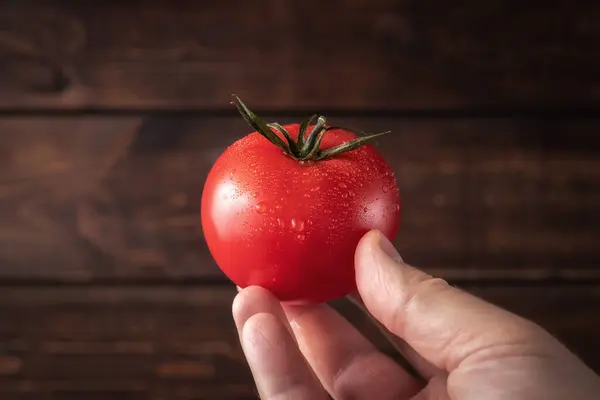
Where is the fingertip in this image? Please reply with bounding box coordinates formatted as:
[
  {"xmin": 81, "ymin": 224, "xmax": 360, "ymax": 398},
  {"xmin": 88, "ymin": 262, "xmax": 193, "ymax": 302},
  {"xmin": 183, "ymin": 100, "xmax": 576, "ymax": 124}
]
[
  {"xmin": 232, "ymin": 286, "xmax": 281, "ymax": 329},
  {"xmin": 354, "ymin": 230, "xmax": 381, "ymax": 283},
  {"xmin": 356, "ymin": 229, "xmax": 403, "ymax": 263},
  {"xmin": 241, "ymin": 312, "xmax": 281, "ymax": 349},
  {"xmin": 355, "ymin": 230, "xmax": 404, "ymax": 292},
  {"xmin": 354, "ymin": 230, "xmax": 407, "ymax": 313},
  {"xmin": 355, "ymin": 229, "xmax": 383, "ymax": 258},
  {"xmin": 232, "ymin": 290, "xmax": 247, "ymax": 327}
]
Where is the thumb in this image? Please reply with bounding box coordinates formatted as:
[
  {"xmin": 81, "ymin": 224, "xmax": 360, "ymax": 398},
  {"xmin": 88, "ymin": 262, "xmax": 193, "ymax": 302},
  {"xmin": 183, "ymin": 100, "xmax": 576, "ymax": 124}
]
[{"xmin": 354, "ymin": 230, "xmax": 559, "ymax": 372}]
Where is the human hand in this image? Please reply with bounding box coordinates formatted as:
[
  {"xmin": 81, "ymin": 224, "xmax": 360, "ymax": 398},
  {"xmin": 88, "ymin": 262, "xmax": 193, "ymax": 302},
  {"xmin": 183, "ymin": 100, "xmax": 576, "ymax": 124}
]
[{"xmin": 232, "ymin": 230, "xmax": 600, "ymax": 399}]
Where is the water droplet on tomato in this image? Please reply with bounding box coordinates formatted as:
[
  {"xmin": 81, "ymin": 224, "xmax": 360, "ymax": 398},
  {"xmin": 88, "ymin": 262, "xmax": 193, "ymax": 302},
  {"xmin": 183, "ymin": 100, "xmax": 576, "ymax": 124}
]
[
  {"xmin": 382, "ymin": 185, "xmax": 389, "ymax": 193},
  {"xmin": 393, "ymin": 203, "xmax": 400, "ymax": 211},
  {"xmin": 255, "ymin": 202, "xmax": 267, "ymax": 214},
  {"xmin": 303, "ymin": 193, "xmax": 311, "ymax": 198},
  {"xmin": 275, "ymin": 204, "xmax": 283, "ymax": 210},
  {"xmin": 341, "ymin": 192, "xmax": 348, "ymax": 199},
  {"xmin": 277, "ymin": 218, "xmax": 285, "ymax": 228},
  {"xmin": 311, "ymin": 186, "xmax": 320, "ymax": 192},
  {"xmin": 363, "ymin": 207, "xmax": 368, "ymax": 213},
  {"xmin": 296, "ymin": 234, "xmax": 306, "ymax": 242},
  {"xmin": 337, "ymin": 182, "xmax": 347, "ymax": 189},
  {"xmin": 290, "ymin": 218, "xmax": 305, "ymax": 232}
]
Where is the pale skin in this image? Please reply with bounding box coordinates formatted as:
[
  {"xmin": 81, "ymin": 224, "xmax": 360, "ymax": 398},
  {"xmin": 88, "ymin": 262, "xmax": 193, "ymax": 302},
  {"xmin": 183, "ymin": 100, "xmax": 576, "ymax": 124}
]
[{"xmin": 232, "ymin": 230, "xmax": 600, "ymax": 399}]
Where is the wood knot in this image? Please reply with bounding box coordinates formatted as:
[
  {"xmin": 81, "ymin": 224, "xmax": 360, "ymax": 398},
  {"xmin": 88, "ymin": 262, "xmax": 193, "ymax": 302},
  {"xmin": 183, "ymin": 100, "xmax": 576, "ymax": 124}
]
[
  {"xmin": 0, "ymin": 5, "xmax": 84, "ymax": 94},
  {"xmin": 37, "ymin": 63, "xmax": 72, "ymax": 93}
]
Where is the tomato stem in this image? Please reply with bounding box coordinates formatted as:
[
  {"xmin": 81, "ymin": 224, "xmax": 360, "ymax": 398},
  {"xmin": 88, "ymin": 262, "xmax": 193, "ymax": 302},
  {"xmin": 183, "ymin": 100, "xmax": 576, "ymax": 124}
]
[
  {"xmin": 300, "ymin": 116, "xmax": 327, "ymax": 159},
  {"xmin": 297, "ymin": 114, "xmax": 318, "ymax": 151},
  {"xmin": 268, "ymin": 122, "xmax": 300, "ymax": 155},
  {"xmin": 231, "ymin": 94, "xmax": 391, "ymax": 161}
]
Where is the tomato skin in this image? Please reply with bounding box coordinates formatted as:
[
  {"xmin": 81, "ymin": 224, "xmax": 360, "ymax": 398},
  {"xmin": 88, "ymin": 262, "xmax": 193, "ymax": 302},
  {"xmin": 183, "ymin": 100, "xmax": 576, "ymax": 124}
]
[{"xmin": 201, "ymin": 124, "xmax": 400, "ymax": 304}]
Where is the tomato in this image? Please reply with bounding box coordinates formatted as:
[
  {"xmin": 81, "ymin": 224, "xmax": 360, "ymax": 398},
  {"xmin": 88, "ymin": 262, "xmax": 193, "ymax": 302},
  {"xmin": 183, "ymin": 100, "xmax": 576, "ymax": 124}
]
[{"xmin": 201, "ymin": 96, "xmax": 400, "ymax": 304}]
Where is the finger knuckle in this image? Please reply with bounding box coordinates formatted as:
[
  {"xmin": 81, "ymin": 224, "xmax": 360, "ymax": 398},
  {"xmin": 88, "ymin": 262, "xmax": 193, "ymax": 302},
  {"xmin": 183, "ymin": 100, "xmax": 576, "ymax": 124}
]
[
  {"xmin": 389, "ymin": 277, "xmax": 450, "ymax": 337},
  {"xmin": 403, "ymin": 277, "xmax": 451, "ymax": 313}
]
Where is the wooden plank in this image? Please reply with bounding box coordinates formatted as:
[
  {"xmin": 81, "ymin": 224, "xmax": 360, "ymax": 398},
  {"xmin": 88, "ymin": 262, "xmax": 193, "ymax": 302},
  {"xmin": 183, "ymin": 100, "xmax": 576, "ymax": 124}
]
[
  {"xmin": 1, "ymin": 0, "xmax": 599, "ymax": 110},
  {"xmin": 0, "ymin": 284, "xmax": 598, "ymax": 399},
  {"xmin": 0, "ymin": 286, "xmax": 253, "ymax": 399},
  {"xmin": 0, "ymin": 116, "xmax": 143, "ymax": 281},
  {"xmin": 1, "ymin": 115, "xmax": 599, "ymax": 281}
]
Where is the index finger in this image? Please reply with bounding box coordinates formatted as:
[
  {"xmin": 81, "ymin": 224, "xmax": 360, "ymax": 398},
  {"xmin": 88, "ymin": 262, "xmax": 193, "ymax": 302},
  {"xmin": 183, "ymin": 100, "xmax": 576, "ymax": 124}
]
[{"xmin": 233, "ymin": 286, "xmax": 329, "ymax": 399}]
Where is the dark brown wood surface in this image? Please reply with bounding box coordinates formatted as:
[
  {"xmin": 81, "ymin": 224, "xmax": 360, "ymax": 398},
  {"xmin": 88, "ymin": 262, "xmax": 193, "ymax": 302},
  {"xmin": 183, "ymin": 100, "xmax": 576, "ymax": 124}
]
[
  {"xmin": 0, "ymin": 284, "xmax": 599, "ymax": 399},
  {"xmin": 1, "ymin": 0, "xmax": 600, "ymax": 397},
  {"xmin": 1, "ymin": 0, "xmax": 600, "ymax": 110},
  {"xmin": 0, "ymin": 116, "xmax": 599, "ymax": 282}
]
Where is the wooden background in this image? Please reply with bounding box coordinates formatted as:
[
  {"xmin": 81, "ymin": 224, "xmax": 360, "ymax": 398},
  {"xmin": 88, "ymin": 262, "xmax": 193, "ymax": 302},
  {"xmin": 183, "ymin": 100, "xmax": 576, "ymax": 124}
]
[{"xmin": 1, "ymin": 0, "xmax": 600, "ymax": 398}]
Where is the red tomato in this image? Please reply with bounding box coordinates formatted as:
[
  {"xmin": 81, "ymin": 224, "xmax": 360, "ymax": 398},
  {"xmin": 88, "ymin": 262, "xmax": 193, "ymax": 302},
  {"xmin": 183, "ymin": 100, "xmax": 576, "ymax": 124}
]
[{"xmin": 201, "ymin": 96, "xmax": 400, "ymax": 304}]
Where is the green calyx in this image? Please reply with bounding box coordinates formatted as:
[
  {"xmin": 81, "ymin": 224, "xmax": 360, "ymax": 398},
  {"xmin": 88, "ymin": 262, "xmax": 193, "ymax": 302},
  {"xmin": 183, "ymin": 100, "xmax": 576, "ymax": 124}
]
[{"xmin": 231, "ymin": 94, "xmax": 390, "ymax": 162}]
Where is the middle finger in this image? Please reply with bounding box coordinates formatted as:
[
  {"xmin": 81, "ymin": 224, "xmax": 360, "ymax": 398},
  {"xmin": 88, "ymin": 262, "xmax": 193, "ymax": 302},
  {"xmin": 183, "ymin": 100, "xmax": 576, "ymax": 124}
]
[{"xmin": 284, "ymin": 302, "xmax": 423, "ymax": 399}]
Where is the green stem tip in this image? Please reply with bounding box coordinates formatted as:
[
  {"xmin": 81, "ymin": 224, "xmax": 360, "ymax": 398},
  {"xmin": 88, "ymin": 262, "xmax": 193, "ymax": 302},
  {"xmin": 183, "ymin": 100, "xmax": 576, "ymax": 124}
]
[{"xmin": 231, "ymin": 94, "xmax": 390, "ymax": 161}]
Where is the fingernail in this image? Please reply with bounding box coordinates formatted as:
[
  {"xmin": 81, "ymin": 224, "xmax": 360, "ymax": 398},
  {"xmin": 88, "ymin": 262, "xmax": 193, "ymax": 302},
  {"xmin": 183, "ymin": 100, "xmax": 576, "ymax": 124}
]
[{"xmin": 375, "ymin": 231, "xmax": 403, "ymax": 262}]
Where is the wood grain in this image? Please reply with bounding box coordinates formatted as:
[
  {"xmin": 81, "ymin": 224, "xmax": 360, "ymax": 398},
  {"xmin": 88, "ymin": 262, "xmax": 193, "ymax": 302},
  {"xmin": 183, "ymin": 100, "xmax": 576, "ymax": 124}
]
[
  {"xmin": 0, "ymin": 116, "xmax": 142, "ymax": 281},
  {"xmin": 0, "ymin": 115, "xmax": 599, "ymax": 282},
  {"xmin": 0, "ymin": 284, "xmax": 599, "ymax": 399},
  {"xmin": 1, "ymin": 0, "xmax": 599, "ymax": 110}
]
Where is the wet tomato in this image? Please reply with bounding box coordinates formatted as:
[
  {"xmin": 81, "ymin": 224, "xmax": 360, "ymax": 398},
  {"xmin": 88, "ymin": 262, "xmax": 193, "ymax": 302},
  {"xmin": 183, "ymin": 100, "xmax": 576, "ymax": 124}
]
[{"xmin": 201, "ymin": 96, "xmax": 400, "ymax": 304}]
